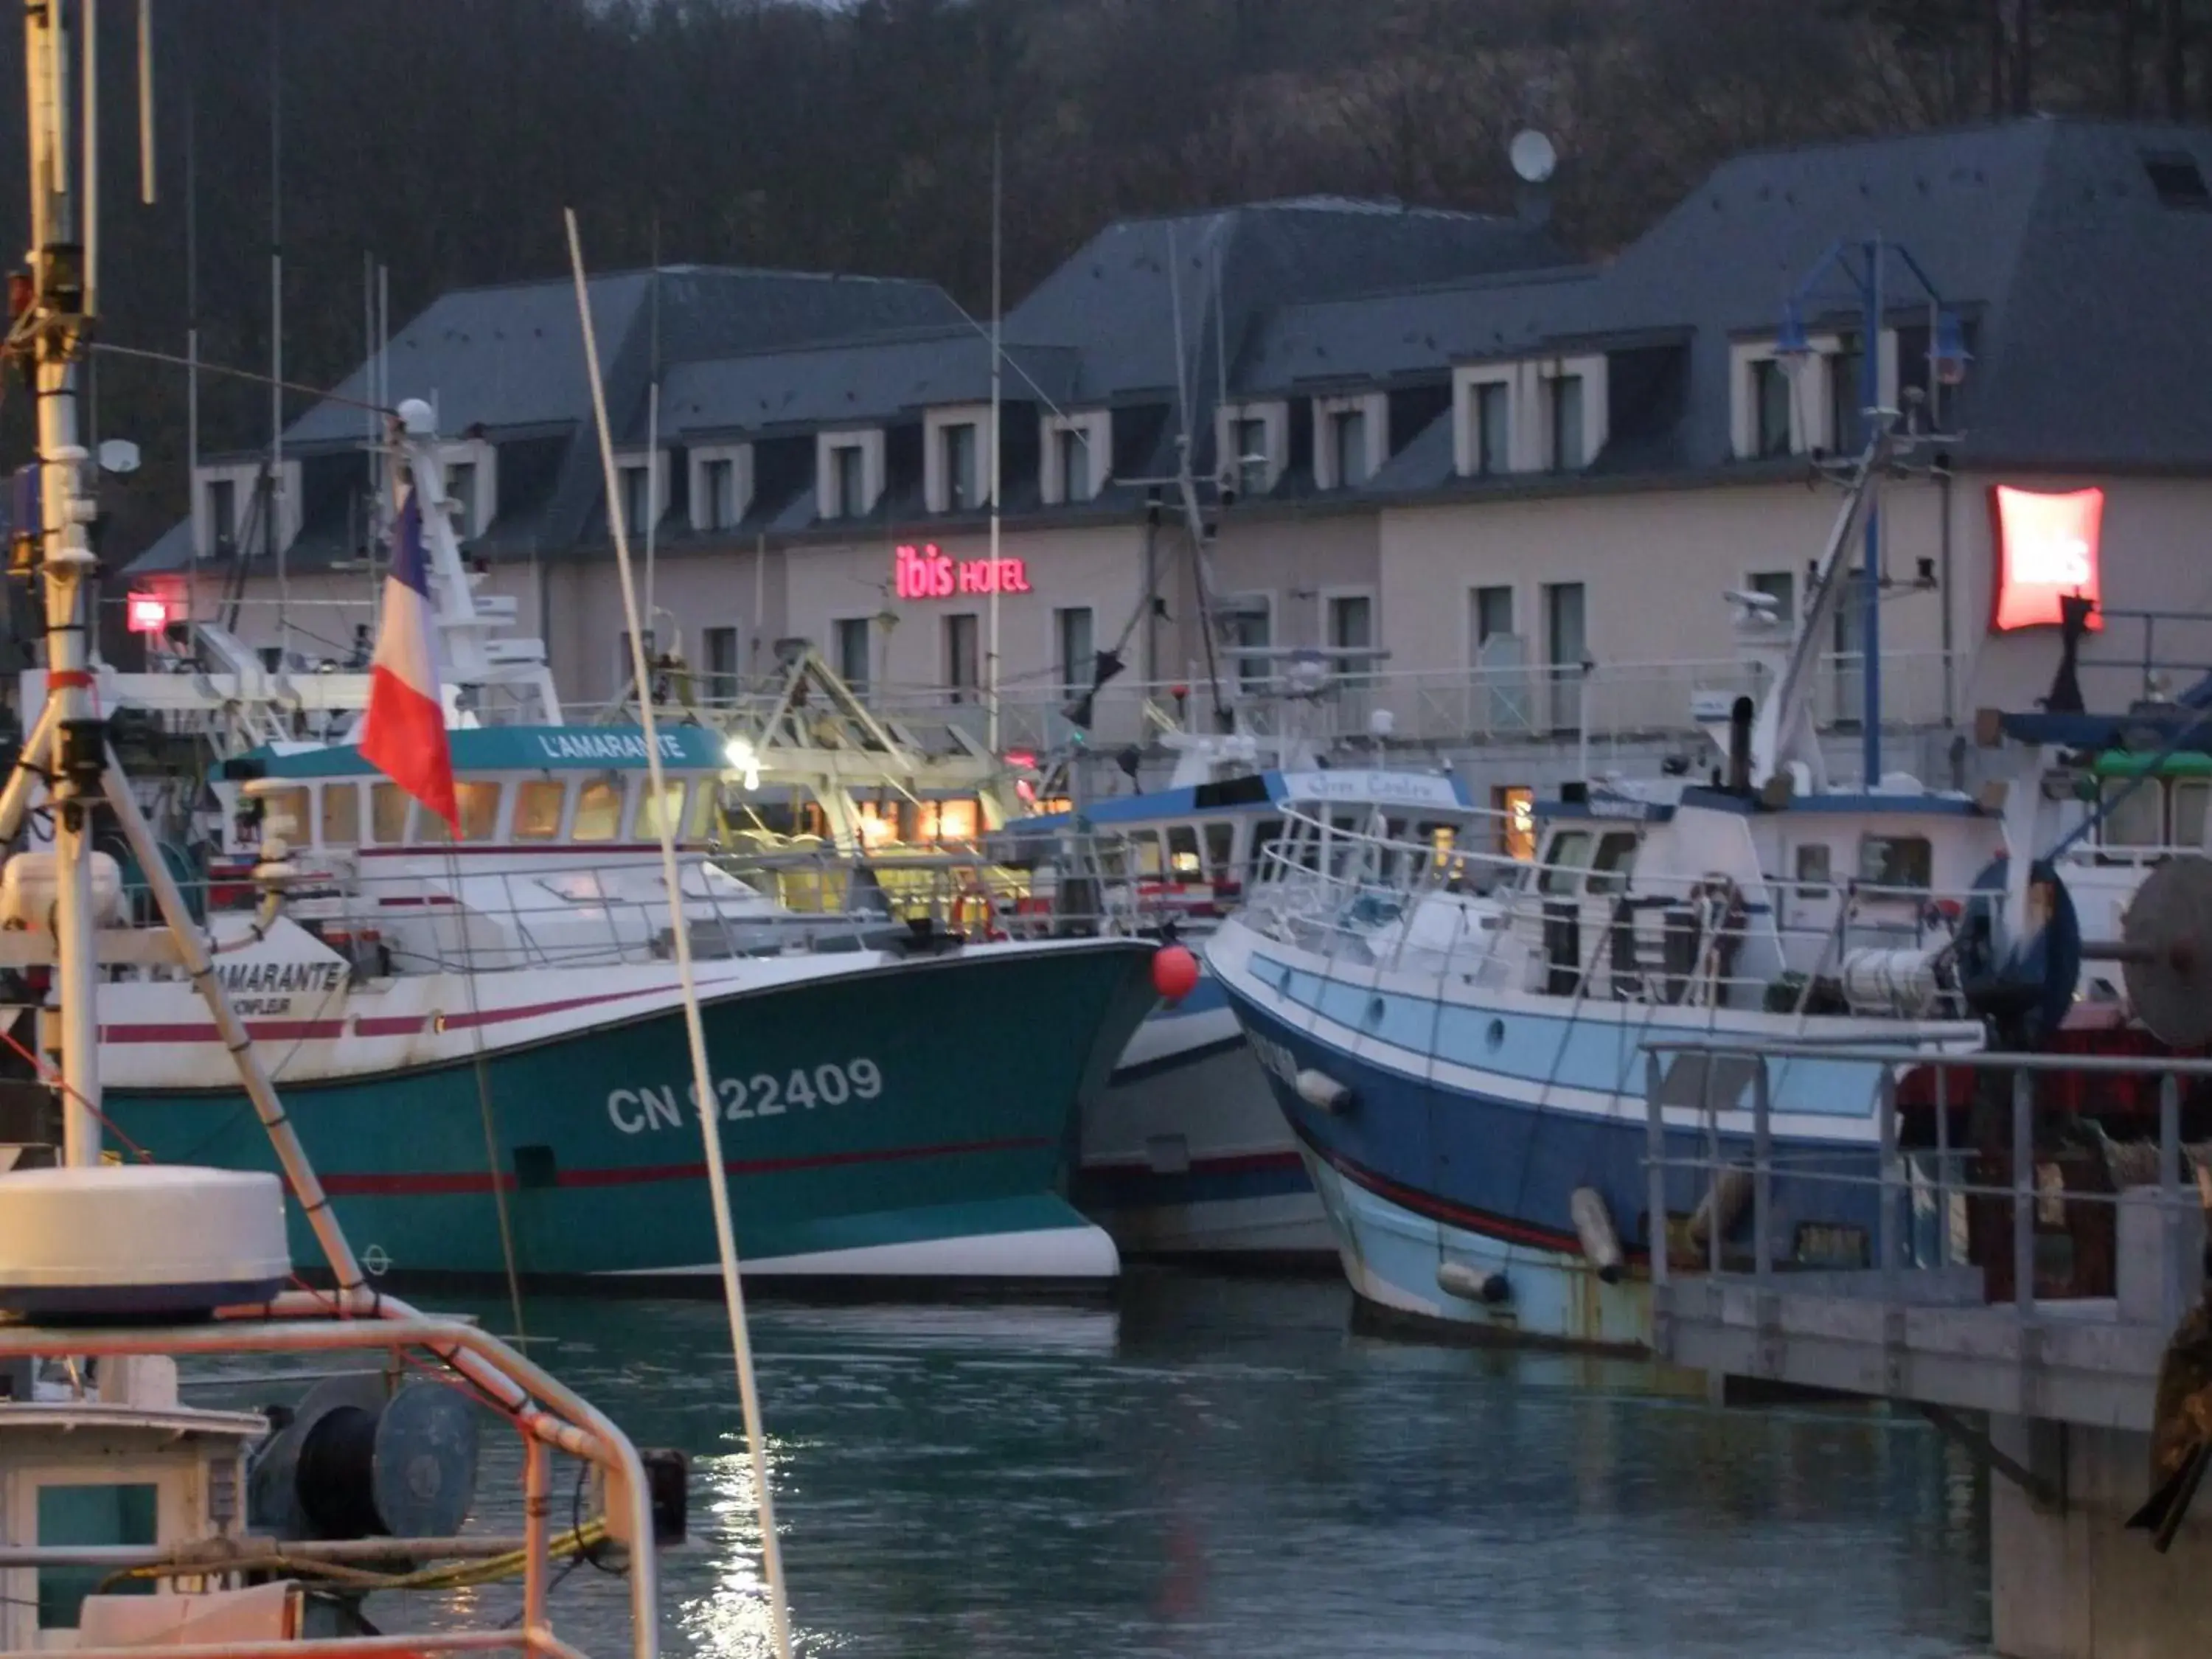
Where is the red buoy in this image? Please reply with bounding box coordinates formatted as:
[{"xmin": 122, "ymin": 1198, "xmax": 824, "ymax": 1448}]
[{"xmin": 1152, "ymin": 944, "xmax": 1201, "ymax": 1004}]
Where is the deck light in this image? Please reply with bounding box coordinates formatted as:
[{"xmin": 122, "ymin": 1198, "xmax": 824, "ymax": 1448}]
[{"xmin": 723, "ymin": 734, "xmax": 762, "ymax": 791}]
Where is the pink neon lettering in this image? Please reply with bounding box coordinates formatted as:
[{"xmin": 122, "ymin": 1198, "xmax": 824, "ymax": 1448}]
[{"xmin": 894, "ymin": 548, "xmax": 1030, "ymax": 600}]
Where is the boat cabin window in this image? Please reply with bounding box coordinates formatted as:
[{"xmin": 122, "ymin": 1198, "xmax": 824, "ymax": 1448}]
[
  {"xmin": 2099, "ymin": 781, "xmax": 2166, "ymax": 849},
  {"xmin": 36, "ymin": 1480, "xmax": 158, "ymax": 1630},
  {"xmin": 370, "ymin": 782, "xmax": 409, "ymax": 845},
  {"xmin": 1793, "ymin": 844, "xmax": 1832, "ymax": 897},
  {"xmin": 513, "ymin": 779, "xmax": 566, "ymax": 841},
  {"xmin": 1204, "ymin": 821, "xmax": 1236, "ymax": 881},
  {"xmin": 2174, "ymin": 780, "xmax": 2209, "ymax": 849},
  {"xmin": 572, "ymin": 777, "xmax": 625, "ymax": 843},
  {"xmin": 260, "ymin": 787, "xmax": 310, "ymax": 846},
  {"xmin": 319, "ymin": 782, "xmax": 361, "ymax": 848},
  {"xmin": 1584, "ymin": 832, "xmax": 1639, "ymax": 896},
  {"xmin": 636, "ymin": 780, "xmax": 689, "ymax": 841},
  {"xmin": 1251, "ymin": 817, "xmax": 1285, "ymax": 880},
  {"xmin": 1537, "ymin": 830, "xmax": 1594, "ymax": 896},
  {"xmin": 1858, "ymin": 834, "xmax": 1932, "ymax": 891},
  {"xmin": 1127, "ymin": 828, "xmax": 1164, "ymax": 877},
  {"xmin": 419, "ymin": 781, "xmax": 503, "ymax": 844},
  {"xmin": 1167, "ymin": 825, "xmax": 1203, "ymax": 877}
]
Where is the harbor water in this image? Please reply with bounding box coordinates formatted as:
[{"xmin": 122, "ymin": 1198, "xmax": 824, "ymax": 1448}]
[{"xmin": 199, "ymin": 1271, "xmax": 1990, "ymax": 1657}]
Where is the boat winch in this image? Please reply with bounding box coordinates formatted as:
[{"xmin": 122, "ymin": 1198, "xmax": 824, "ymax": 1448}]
[{"xmin": 248, "ymin": 1371, "xmax": 482, "ymax": 1542}]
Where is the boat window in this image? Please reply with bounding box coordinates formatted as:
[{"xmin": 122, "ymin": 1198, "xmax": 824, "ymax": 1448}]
[
  {"xmin": 1127, "ymin": 829, "xmax": 1164, "ymax": 877},
  {"xmin": 1203, "ymin": 821, "xmax": 1236, "ymax": 880},
  {"xmin": 636, "ymin": 780, "xmax": 689, "ymax": 841},
  {"xmin": 1793, "ymin": 843, "xmax": 1832, "ymax": 897},
  {"xmin": 320, "ymin": 782, "xmax": 361, "ymax": 848},
  {"xmin": 260, "ymin": 787, "xmax": 310, "ymax": 846},
  {"xmin": 688, "ymin": 782, "xmax": 719, "ymax": 839},
  {"xmin": 1585, "ymin": 831, "xmax": 1639, "ymax": 896},
  {"xmin": 2174, "ymin": 780, "xmax": 2209, "ymax": 850},
  {"xmin": 1251, "ymin": 817, "xmax": 1285, "ymax": 880},
  {"xmin": 572, "ymin": 778, "xmax": 624, "ymax": 843},
  {"xmin": 369, "ymin": 782, "xmax": 409, "ymax": 845},
  {"xmin": 512, "ymin": 779, "xmax": 566, "ymax": 841},
  {"xmin": 2101, "ymin": 780, "xmax": 2166, "ymax": 849},
  {"xmin": 1537, "ymin": 830, "xmax": 1594, "ymax": 895},
  {"xmin": 1858, "ymin": 834, "xmax": 1933, "ymax": 891},
  {"xmin": 36, "ymin": 1480, "xmax": 157, "ymax": 1630},
  {"xmin": 1167, "ymin": 825, "xmax": 1203, "ymax": 877},
  {"xmin": 418, "ymin": 782, "xmax": 501, "ymax": 844}
]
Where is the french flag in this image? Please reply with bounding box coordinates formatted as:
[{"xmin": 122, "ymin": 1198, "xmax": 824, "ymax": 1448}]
[{"xmin": 358, "ymin": 491, "xmax": 458, "ymax": 832}]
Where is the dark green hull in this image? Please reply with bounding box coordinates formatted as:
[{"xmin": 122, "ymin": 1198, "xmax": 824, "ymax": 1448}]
[{"xmin": 105, "ymin": 943, "xmax": 1158, "ymax": 1289}]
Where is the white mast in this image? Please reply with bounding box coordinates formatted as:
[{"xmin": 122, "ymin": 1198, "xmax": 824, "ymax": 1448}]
[
  {"xmin": 984, "ymin": 124, "xmax": 1004, "ymax": 757},
  {"xmin": 23, "ymin": 0, "xmax": 100, "ymax": 1164}
]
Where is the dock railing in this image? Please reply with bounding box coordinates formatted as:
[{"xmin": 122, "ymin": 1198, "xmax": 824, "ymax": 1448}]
[{"xmin": 1640, "ymin": 1037, "xmax": 2211, "ymax": 1427}]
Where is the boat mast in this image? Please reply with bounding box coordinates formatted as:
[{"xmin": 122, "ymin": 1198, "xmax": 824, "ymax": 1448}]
[
  {"xmin": 21, "ymin": 0, "xmax": 102, "ymax": 1166},
  {"xmin": 985, "ymin": 123, "xmax": 1004, "ymax": 757}
]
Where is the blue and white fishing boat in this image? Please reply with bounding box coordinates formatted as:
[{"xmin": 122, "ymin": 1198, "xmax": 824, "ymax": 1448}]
[
  {"xmin": 1204, "ymin": 423, "xmax": 2048, "ymax": 1347},
  {"xmin": 1015, "ymin": 752, "xmax": 1470, "ymax": 1263}
]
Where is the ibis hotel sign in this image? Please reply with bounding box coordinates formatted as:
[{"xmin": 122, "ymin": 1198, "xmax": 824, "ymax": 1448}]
[
  {"xmin": 894, "ymin": 542, "xmax": 1032, "ymax": 601},
  {"xmin": 1990, "ymin": 485, "xmax": 2103, "ymax": 632}
]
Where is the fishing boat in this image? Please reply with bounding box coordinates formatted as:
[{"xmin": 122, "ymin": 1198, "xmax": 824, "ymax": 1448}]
[
  {"xmin": 71, "ymin": 407, "xmax": 1158, "ymax": 1293},
  {"xmin": 0, "ymin": 9, "xmax": 700, "ymax": 1651},
  {"xmin": 1012, "ymin": 749, "xmax": 1470, "ymax": 1264},
  {"xmin": 1203, "ymin": 422, "xmax": 2045, "ymax": 1348}
]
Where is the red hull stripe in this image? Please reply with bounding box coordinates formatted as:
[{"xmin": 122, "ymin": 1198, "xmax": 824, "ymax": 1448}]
[
  {"xmin": 1285, "ymin": 1119, "xmax": 1600, "ymax": 1256},
  {"xmin": 317, "ymin": 1135, "xmax": 1054, "ymax": 1196}
]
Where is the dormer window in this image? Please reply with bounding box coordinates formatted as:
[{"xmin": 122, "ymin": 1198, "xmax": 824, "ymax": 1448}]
[
  {"xmin": 689, "ymin": 443, "xmax": 752, "ymax": 532},
  {"xmin": 619, "ymin": 464, "xmax": 655, "ymax": 536},
  {"xmin": 1217, "ymin": 402, "xmax": 1285, "ymax": 499},
  {"xmin": 1040, "ymin": 410, "xmax": 1110, "ymax": 506},
  {"xmin": 1312, "ymin": 392, "xmax": 1386, "ymax": 491},
  {"xmin": 942, "ymin": 422, "xmax": 979, "ymax": 512},
  {"xmin": 1234, "ymin": 417, "xmax": 1269, "ymax": 495},
  {"xmin": 1829, "ymin": 334, "xmax": 1867, "ymax": 453},
  {"xmin": 1057, "ymin": 427, "xmax": 1090, "ymax": 503},
  {"xmin": 1752, "ymin": 359, "xmax": 1792, "ymax": 459},
  {"xmin": 206, "ymin": 478, "xmax": 237, "ymax": 549},
  {"xmin": 193, "ymin": 458, "xmax": 300, "ymax": 560},
  {"xmin": 1471, "ymin": 381, "xmax": 1510, "ymax": 476},
  {"xmin": 1733, "ymin": 333, "xmax": 1893, "ymax": 459},
  {"xmin": 831, "ymin": 445, "xmax": 866, "ymax": 518},
  {"xmin": 1546, "ymin": 374, "xmax": 1585, "ymax": 470}
]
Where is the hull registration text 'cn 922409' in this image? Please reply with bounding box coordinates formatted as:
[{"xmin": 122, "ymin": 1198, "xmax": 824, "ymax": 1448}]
[{"xmin": 608, "ymin": 1057, "xmax": 884, "ymax": 1134}]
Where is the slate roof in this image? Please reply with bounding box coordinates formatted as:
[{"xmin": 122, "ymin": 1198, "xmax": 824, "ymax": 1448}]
[{"xmin": 128, "ymin": 119, "xmax": 2212, "ymax": 577}]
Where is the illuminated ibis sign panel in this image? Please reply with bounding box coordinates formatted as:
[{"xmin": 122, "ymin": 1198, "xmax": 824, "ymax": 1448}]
[
  {"xmin": 125, "ymin": 591, "xmax": 171, "ymax": 634},
  {"xmin": 894, "ymin": 542, "xmax": 1031, "ymax": 601},
  {"xmin": 1990, "ymin": 485, "xmax": 2103, "ymax": 632}
]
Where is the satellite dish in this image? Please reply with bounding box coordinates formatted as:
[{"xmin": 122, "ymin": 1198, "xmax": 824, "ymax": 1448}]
[
  {"xmin": 97, "ymin": 438, "xmax": 141, "ymax": 475},
  {"xmin": 1509, "ymin": 130, "xmax": 1558, "ymax": 185}
]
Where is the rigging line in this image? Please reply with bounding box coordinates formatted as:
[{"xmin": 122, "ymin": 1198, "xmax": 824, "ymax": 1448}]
[
  {"xmin": 86, "ymin": 339, "xmax": 396, "ymax": 415},
  {"xmin": 566, "ymin": 204, "xmax": 795, "ymax": 1659},
  {"xmin": 441, "ymin": 836, "xmax": 528, "ymax": 1347}
]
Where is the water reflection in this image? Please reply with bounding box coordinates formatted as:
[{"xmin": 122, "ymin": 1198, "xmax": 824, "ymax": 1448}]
[{"xmin": 189, "ymin": 1273, "xmax": 1988, "ymax": 1657}]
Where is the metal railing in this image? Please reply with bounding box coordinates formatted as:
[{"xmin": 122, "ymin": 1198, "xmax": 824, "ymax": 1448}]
[
  {"xmin": 1239, "ymin": 800, "xmax": 1989, "ymax": 1027},
  {"xmin": 1641, "ymin": 1039, "xmax": 2211, "ymax": 1335}
]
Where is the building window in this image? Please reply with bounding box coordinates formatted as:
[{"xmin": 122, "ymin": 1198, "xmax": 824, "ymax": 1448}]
[
  {"xmin": 1548, "ymin": 375, "xmax": 1585, "ymax": 470},
  {"xmin": 703, "ymin": 458, "xmax": 739, "ymax": 530},
  {"xmin": 444, "ymin": 461, "xmax": 478, "ymax": 539},
  {"xmin": 942, "ymin": 422, "xmax": 979, "ymax": 512},
  {"xmin": 1234, "ymin": 416, "xmax": 1269, "ymax": 498},
  {"xmin": 1327, "ymin": 594, "xmax": 1373, "ymax": 684},
  {"xmin": 1829, "ymin": 336, "xmax": 1866, "ymax": 453},
  {"xmin": 1058, "ymin": 426, "xmax": 1091, "ymax": 503},
  {"xmin": 1472, "ymin": 381, "xmax": 1509, "ymax": 476},
  {"xmin": 1331, "ymin": 408, "xmax": 1368, "ymax": 489},
  {"xmin": 945, "ymin": 611, "xmax": 980, "ymax": 702},
  {"xmin": 1545, "ymin": 581, "xmax": 1586, "ymax": 731},
  {"xmin": 1472, "ymin": 585, "xmax": 1514, "ymax": 655},
  {"xmin": 1753, "ymin": 359, "xmax": 1792, "ymax": 459},
  {"xmin": 206, "ymin": 477, "xmax": 237, "ymax": 549},
  {"xmin": 1224, "ymin": 597, "xmax": 1271, "ymax": 695},
  {"xmin": 619, "ymin": 464, "xmax": 654, "ymax": 537},
  {"xmin": 830, "ymin": 444, "xmax": 866, "ymax": 518},
  {"xmin": 703, "ymin": 625, "xmax": 740, "ymax": 702},
  {"xmin": 833, "ymin": 616, "xmax": 871, "ymax": 695},
  {"xmin": 1748, "ymin": 570, "xmax": 1795, "ymax": 627},
  {"xmin": 1056, "ymin": 606, "xmax": 1094, "ymax": 703}
]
